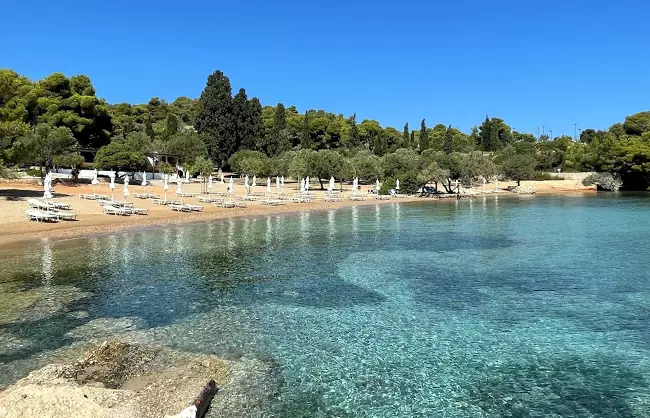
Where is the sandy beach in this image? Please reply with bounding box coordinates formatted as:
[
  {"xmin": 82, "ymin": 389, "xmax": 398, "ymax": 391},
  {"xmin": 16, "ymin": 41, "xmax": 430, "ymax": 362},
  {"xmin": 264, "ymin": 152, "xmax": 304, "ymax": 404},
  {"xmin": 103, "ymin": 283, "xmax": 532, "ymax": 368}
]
[{"xmin": 0, "ymin": 177, "xmax": 594, "ymax": 249}]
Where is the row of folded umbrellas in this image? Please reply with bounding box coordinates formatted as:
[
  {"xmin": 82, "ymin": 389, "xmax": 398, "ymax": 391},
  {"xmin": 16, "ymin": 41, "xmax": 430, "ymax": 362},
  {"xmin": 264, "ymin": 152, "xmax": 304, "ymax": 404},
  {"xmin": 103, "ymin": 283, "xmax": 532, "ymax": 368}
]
[{"xmin": 43, "ymin": 170, "xmax": 400, "ymax": 199}]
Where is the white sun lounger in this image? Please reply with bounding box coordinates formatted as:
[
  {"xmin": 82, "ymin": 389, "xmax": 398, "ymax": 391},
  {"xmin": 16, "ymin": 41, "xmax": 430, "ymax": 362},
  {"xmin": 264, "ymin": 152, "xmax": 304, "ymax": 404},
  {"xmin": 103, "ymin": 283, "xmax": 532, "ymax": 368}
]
[
  {"xmin": 27, "ymin": 198, "xmax": 55, "ymax": 210},
  {"xmin": 102, "ymin": 205, "xmax": 132, "ymax": 216},
  {"xmin": 50, "ymin": 210, "xmax": 77, "ymax": 220},
  {"xmin": 169, "ymin": 204, "xmax": 191, "ymax": 212},
  {"xmin": 127, "ymin": 207, "xmax": 149, "ymax": 215},
  {"xmin": 25, "ymin": 209, "xmax": 59, "ymax": 222}
]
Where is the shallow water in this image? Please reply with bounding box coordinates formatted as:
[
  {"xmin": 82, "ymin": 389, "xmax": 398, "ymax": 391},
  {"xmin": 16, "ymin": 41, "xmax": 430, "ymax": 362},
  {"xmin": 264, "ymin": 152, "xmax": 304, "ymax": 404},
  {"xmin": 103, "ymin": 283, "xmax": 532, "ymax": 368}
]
[{"xmin": 2, "ymin": 194, "xmax": 650, "ymax": 417}]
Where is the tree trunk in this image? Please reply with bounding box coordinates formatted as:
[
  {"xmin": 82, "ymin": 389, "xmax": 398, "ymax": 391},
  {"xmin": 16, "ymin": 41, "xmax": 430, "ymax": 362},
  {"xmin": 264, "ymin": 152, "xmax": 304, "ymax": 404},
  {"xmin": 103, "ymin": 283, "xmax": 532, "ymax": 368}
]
[
  {"xmin": 319, "ymin": 178, "xmax": 324, "ymax": 190},
  {"xmin": 517, "ymin": 179, "xmax": 521, "ymax": 186}
]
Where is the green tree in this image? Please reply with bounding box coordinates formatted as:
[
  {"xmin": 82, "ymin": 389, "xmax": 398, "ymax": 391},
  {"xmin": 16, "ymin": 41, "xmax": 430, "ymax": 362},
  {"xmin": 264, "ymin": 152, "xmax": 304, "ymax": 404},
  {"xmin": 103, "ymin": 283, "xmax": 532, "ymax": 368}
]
[
  {"xmin": 300, "ymin": 110, "xmax": 313, "ymax": 149},
  {"xmin": 312, "ymin": 149, "xmax": 344, "ymax": 189},
  {"xmin": 190, "ymin": 155, "xmax": 214, "ymax": 193},
  {"xmin": 502, "ymin": 153, "xmax": 536, "ymax": 186},
  {"xmin": 288, "ymin": 149, "xmax": 317, "ymax": 180},
  {"xmin": 443, "ymin": 125, "xmax": 454, "ymax": 154},
  {"xmin": 166, "ymin": 132, "xmax": 207, "ymax": 165},
  {"xmin": 145, "ymin": 119, "xmax": 155, "ymax": 139},
  {"xmin": 194, "ymin": 70, "xmax": 235, "ymax": 165},
  {"xmin": 228, "ymin": 150, "xmax": 270, "ymax": 176},
  {"xmin": 164, "ymin": 114, "xmax": 178, "ymax": 139},
  {"xmin": 410, "ymin": 131, "xmax": 416, "ymax": 149},
  {"xmin": 381, "ymin": 149, "xmax": 422, "ymax": 179},
  {"xmin": 266, "ymin": 103, "xmax": 289, "ymax": 156},
  {"xmin": 16, "ymin": 124, "xmax": 79, "ymax": 176},
  {"xmin": 352, "ymin": 150, "xmax": 382, "ymax": 181},
  {"xmin": 94, "ymin": 141, "xmax": 147, "ymax": 173},
  {"xmin": 610, "ymin": 138, "xmax": 650, "ymax": 190},
  {"xmin": 419, "ymin": 119, "xmax": 429, "ymax": 151},
  {"xmin": 402, "ymin": 123, "xmax": 410, "ymax": 149},
  {"xmin": 348, "ymin": 114, "xmax": 360, "ymax": 148}
]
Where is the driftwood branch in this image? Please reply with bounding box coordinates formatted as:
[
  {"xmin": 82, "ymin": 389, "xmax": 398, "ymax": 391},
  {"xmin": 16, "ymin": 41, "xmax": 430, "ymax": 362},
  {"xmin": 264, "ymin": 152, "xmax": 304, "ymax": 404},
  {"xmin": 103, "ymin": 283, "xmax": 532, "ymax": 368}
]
[{"xmin": 167, "ymin": 379, "xmax": 219, "ymax": 418}]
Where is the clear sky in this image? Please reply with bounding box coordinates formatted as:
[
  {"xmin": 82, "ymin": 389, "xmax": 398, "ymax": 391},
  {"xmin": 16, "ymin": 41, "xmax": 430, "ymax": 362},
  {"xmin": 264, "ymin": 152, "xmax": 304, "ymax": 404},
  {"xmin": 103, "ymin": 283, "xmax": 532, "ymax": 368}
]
[{"xmin": 3, "ymin": 0, "xmax": 649, "ymax": 137}]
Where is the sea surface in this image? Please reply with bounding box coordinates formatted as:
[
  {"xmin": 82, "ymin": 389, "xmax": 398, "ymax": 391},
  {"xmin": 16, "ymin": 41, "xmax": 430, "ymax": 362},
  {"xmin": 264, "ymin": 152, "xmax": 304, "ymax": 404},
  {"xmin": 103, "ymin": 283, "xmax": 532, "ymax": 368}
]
[{"xmin": 1, "ymin": 194, "xmax": 650, "ymax": 417}]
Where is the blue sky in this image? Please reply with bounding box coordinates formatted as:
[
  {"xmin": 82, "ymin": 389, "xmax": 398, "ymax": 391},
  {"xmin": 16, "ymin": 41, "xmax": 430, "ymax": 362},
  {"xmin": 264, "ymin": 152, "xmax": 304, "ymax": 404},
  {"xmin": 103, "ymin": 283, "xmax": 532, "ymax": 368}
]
[{"xmin": 3, "ymin": 0, "xmax": 649, "ymax": 137}]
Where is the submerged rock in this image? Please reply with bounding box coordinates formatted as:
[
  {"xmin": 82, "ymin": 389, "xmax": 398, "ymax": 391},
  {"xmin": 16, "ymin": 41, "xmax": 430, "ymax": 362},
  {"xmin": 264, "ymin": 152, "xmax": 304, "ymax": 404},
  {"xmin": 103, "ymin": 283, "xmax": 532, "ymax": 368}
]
[{"xmin": 0, "ymin": 341, "xmax": 281, "ymax": 418}]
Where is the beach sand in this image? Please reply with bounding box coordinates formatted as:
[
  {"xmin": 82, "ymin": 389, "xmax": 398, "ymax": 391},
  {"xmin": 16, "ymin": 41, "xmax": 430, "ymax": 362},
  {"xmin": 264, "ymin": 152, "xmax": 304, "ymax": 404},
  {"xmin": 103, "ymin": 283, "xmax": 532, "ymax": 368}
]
[{"xmin": 0, "ymin": 178, "xmax": 594, "ymax": 249}]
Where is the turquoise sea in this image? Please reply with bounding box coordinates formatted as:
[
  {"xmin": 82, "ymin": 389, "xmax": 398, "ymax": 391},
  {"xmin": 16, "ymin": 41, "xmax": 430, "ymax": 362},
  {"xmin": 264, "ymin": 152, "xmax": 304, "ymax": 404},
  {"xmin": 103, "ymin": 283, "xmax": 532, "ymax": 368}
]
[{"xmin": 1, "ymin": 194, "xmax": 650, "ymax": 417}]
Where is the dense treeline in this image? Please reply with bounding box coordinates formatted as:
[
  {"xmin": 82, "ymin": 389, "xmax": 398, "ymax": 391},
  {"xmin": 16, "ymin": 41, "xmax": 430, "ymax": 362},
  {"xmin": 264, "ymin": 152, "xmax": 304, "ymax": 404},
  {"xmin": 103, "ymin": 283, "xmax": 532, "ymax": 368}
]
[{"xmin": 1, "ymin": 68, "xmax": 649, "ymax": 189}]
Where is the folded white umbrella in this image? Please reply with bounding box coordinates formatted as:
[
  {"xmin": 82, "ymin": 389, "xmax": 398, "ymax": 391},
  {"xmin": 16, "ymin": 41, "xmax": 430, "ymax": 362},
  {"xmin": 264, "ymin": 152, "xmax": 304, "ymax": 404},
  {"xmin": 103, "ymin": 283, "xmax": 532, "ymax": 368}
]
[
  {"xmin": 276, "ymin": 176, "xmax": 280, "ymax": 191},
  {"xmin": 266, "ymin": 177, "xmax": 271, "ymax": 195},
  {"xmin": 228, "ymin": 177, "xmax": 234, "ymax": 193},
  {"xmin": 43, "ymin": 173, "xmax": 53, "ymax": 199},
  {"xmin": 208, "ymin": 175, "xmax": 213, "ymax": 190},
  {"xmin": 252, "ymin": 175, "xmax": 257, "ymax": 187},
  {"xmin": 185, "ymin": 170, "xmax": 190, "ymax": 182},
  {"xmin": 305, "ymin": 177, "xmax": 310, "ymax": 191},
  {"xmin": 281, "ymin": 176, "xmax": 285, "ymax": 186},
  {"xmin": 396, "ymin": 179, "xmax": 400, "ymax": 191},
  {"xmin": 376, "ymin": 179, "xmax": 380, "ymax": 193},
  {"xmin": 163, "ymin": 175, "xmax": 169, "ymax": 200},
  {"xmin": 123, "ymin": 175, "xmax": 130, "ymax": 198}
]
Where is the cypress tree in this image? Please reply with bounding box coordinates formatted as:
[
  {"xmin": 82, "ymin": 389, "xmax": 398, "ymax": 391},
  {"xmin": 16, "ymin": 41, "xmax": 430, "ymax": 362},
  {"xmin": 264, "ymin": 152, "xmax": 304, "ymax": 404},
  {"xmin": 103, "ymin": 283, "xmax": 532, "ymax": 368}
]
[
  {"xmin": 194, "ymin": 70, "xmax": 235, "ymax": 165},
  {"xmin": 410, "ymin": 131, "xmax": 416, "ymax": 149},
  {"xmin": 443, "ymin": 125, "xmax": 454, "ymax": 154},
  {"xmin": 348, "ymin": 114, "xmax": 360, "ymax": 148},
  {"xmin": 402, "ymin": 122, "xmax": 409, "ymax": 149},
  {"xmin": 232, "ymin": 88, "xmax": 249, "ymax": 151},
  {"xmin": 419, "ymin": 119, "xmax": 429, "ymax": 151},
  {"xmin": 300, "ymin": 110, "xmax": 313, "ymax": 149},
  {"xmin": 164, "ymin": 114, "xmax": 178, "ymax": 139},
  {"xmin": 267, "ymin": 103, "xmax": 287, "ymax": 155},
  {"xmin": 144, "ymin": 119, "xmax": 155, "ymax": 139},
  {"xmin": 247, "ymin": 97, "xmax": 264, "ymax": 151}
]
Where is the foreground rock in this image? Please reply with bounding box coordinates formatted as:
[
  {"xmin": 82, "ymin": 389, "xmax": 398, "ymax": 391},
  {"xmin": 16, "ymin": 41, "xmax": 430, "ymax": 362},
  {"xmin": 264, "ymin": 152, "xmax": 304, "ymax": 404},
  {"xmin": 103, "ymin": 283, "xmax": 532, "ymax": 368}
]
[{"xmin": 0, "ymin": 341, "xmax": 280, "ymax": 418}]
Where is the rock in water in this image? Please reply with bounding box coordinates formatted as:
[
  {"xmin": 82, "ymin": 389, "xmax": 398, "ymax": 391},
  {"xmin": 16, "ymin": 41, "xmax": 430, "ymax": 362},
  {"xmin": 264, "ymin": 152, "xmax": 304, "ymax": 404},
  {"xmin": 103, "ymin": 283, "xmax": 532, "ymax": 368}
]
[{"xmin": 0, "ymin": 341, "xmax": 280, "ymax": 418}]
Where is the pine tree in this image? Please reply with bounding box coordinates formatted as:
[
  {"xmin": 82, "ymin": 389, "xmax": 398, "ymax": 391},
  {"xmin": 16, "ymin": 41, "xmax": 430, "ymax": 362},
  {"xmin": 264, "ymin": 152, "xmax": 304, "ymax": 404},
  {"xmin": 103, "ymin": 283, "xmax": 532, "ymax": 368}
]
[
  {"xmin": 419, "ymin": 119, "xmax": 429, "ymax": 151},
  {"xmin": 478, "ymin": 115, "xmax": 490, "ymax": 151},
  {"xmin": 402, "ymin": 123, "xmax": 409, "ymax": 149},
  {"xmin": 194, "ymin": 70, "xmax": 235, "ymax": 165},
  {"xmin": 300, "ymin": 110, "xmax": 313, "ymax": 149},
  {"xmin": 443, "ymin": 125, "xmax": 454, "ymax": 154},
  {"xmin": 348, "ymin": 114, "xmax": 360, "ymax": 148}
]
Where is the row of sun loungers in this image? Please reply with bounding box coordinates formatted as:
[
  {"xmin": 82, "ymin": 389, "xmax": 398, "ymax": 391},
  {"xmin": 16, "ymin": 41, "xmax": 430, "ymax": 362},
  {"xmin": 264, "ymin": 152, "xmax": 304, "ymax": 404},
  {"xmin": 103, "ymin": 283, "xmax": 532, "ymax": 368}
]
[{"xmin": 25, "ymin": 199, "xmax": 78, "ymax": 222}]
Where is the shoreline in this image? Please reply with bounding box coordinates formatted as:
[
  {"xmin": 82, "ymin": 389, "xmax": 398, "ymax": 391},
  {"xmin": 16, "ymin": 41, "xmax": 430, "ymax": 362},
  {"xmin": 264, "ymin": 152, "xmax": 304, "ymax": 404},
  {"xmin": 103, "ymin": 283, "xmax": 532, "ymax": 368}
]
[
  {"xmin": 0, "ymin": 196, "xmax": 425, "ymax": 251},
  {"xmin": 0, "ymin": 179, "xmax": 596, "ymax": 252}
]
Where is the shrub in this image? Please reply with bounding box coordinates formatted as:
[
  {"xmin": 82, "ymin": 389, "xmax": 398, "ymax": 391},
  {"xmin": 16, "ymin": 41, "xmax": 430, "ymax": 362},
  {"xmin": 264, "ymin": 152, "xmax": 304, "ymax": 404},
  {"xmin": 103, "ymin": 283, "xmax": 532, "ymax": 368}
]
[
  {"xmin": 400, "ymin": 173, "xmax": 421, "ymax": 194},
  {"xmin": 26, "ymin": 168, "xmax": 42, "ymax": 177},
  {"xmin": 379, "ymin": 177, "xmax": 396, "ymax": 195},
  {"xmin": 534, "ymin": 172, "xmax": 564, "ymax": 181}
]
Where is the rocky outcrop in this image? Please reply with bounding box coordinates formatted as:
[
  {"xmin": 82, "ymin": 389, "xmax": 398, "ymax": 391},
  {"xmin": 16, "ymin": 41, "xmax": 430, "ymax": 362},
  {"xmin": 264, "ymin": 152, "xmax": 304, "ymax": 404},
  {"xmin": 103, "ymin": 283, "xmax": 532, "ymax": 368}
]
[
  {"xmin": 582, "ymin": 173, "xmax": 622, "ymax": 191},
  {"xmin": 508, "ymin": 186, "xmax": 536, "ymax": 194},
  {"xmin": 0, "ymin": 341, "xmax": 280, "ymax": 418}
]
